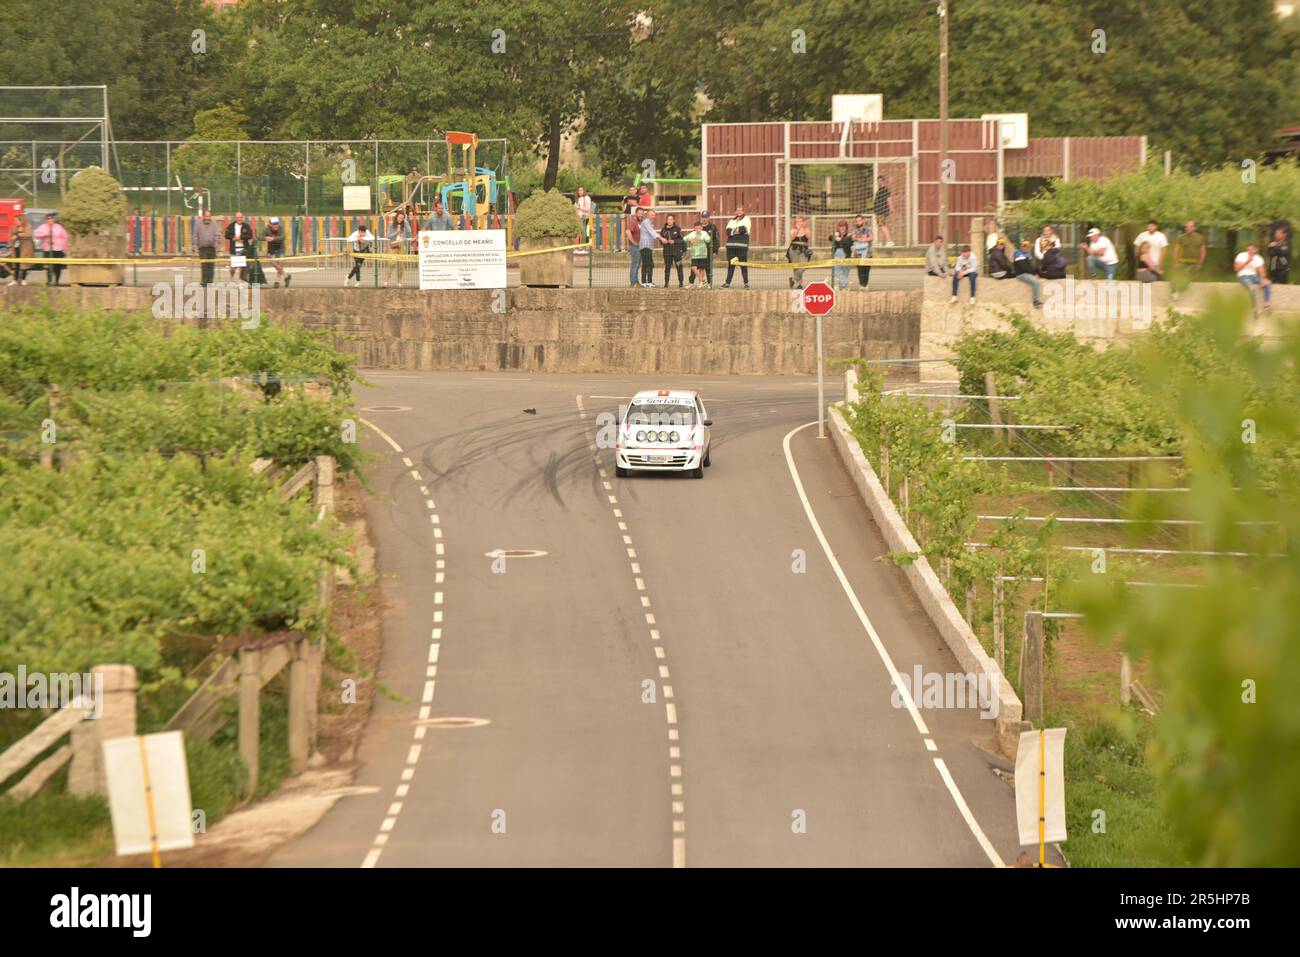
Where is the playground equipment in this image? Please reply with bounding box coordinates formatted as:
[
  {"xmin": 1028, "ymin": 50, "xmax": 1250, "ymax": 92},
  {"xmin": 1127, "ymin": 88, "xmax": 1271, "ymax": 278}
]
[
  {"xmin": 377, "ymin": 131, "xmax": 499, "ymax": 228},
  {"xmin": 121, "ymin": 176, "xmax": 210, "ymax": 215}
]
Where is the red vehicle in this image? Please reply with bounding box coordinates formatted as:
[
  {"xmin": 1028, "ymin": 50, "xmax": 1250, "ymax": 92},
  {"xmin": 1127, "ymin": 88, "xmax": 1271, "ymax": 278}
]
[{"xmin": 0, "ymin": 199, "xmax": 25, "ymax": 247}]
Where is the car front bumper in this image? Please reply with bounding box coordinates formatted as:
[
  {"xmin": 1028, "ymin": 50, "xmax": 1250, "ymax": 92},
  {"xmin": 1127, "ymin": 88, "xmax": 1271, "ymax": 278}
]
[{"xmin": 618, "ymin": 448, "xmax": 702, "ymax": 471}]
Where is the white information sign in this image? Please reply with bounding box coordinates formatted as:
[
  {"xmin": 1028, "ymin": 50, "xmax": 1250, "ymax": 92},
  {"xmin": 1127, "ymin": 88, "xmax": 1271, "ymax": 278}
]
[
  {"xmin": 1014, "ymin": 727, "xmax": 1068, "ymax": 846},
  {"xmin": 103, "ymin": 730, "xmax": 195, "ymax": 857},
  {"xmin": 342, "ymin": 185, "xmax": 372, "ymax": 212},
  {"xmin": 417, "ymin": 229, "xmax": 507, "ymax": 290}
]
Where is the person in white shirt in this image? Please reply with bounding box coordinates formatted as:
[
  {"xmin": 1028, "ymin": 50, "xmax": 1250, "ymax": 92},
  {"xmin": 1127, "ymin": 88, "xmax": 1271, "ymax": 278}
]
[
  {"xmin": 1134, "ymin": 221, "xmax": 1168, "ymax": 271},
  {"xmin": 1033, "ymin": 225, "xmax": 1062, "ymax": 262},
  {"xmin": 344, "ymin": 224, "xmax": 373, "ymax": 287},
  {"xmin": 1234, "ymin": 242, "xmax": 1271, "ymax": 312},
  {"xmin": 1082, "ymin": 227, "xmax": 1119, "ymax": 280},
  {"xmin": 574, "ymin": 186, "xmax": 595, "ymax": 252},
  {"xmin": 949, "ymin": 244, "xmax": 978, "ymax": 303}
]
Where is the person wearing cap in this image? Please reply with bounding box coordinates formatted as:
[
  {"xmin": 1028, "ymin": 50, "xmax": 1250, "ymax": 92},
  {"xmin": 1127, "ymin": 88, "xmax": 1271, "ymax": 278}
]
[
  {"xmin": 1082, "ymin": 227, "xmax": 1119, "ymax": 280},
  {"xmin": 262, "ymin": 215, "xmax": 290, "ymax": 287},
  {"xmin": 1012, "ymin": 240, "xmax": 1043, "ymax": 307}
]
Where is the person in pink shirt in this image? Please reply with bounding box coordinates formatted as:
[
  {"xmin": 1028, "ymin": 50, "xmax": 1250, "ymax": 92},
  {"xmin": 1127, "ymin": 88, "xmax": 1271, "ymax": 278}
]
[{"xmin": 33, "ymin": 212, "xmax": 69, "ymax": 286}]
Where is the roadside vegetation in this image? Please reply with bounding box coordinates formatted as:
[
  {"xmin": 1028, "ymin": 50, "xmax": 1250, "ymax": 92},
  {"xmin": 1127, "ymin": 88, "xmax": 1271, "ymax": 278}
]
[
  {"xmin": 844, "ymin": 296, "xmax": 1300, "ymax": 866},
  {"xmin": 0, "ymin": 304, "xmax": 364, "ymax": 866}
]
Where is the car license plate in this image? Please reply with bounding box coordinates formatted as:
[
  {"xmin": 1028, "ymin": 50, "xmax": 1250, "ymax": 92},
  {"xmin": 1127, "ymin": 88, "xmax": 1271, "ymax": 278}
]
[{"xmin": 648, "ymin": 454, "xmax": 670, "ymax": 464}]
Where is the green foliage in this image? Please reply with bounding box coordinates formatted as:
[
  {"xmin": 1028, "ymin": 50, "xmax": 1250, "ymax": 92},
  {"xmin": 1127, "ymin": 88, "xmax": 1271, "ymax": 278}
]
[
  {"xmin": 0, "ymin": 301, "xmax": 362, "ymax": 698},
  {"xmin": 1011, "ymin": 160, "xmax": 1300, "ymax": 231},
  {"xmin": 1070, "ymin": 301, "xmax": 1300, "ymax": 866},
  {"xmin": 60, "ymin": 166, "xmax": 128, "ymax": 236},
  {"xmin": 513, "ymin": 188, "xmax": 578, "ymax": 240},
  {"xmin": 0, "ymin": 453, "xmax": 350, "ymax": 678},
  {"xmin": 0, "ymin": 305, "xmax": 356, "ymax": 402}
]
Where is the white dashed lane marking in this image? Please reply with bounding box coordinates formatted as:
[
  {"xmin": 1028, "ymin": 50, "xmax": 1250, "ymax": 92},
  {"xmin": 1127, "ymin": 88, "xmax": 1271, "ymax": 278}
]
[
  {"xmin": 576, "ymin": 395, "xmax": 688, "ymax": 868},
  {"xmin": 358, "ymin": 419, "xmax": 448, "ymax": 869}
]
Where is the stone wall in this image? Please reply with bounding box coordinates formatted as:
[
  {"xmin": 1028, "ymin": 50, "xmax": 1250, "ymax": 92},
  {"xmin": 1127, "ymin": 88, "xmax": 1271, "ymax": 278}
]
[
  {"xmin": 2, "ymin": 285, "xmax": 922, "ymax": 375},
  {"xmin": 920, "ymin": 276, "xmax": 1298, "ymax": 380}
]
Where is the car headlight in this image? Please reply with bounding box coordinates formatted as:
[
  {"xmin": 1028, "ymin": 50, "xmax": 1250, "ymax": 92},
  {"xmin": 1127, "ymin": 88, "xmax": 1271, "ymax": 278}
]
[
  {"xmin": 669, "ymin": 431, "xmax": 680, "ymax": 443},
  {"xmin": 658, "ymin": 430, "xmax": 669, "ymax": 442},
  {"xmin": 636, "ymin": 430, "xmax": 646, "ymax": 443}
]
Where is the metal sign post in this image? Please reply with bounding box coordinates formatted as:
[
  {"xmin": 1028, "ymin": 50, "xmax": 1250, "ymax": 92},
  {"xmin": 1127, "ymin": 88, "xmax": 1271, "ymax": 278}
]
[{"xmin": 802, "ymin": 281, "xmax": 836, "ymax": 437}]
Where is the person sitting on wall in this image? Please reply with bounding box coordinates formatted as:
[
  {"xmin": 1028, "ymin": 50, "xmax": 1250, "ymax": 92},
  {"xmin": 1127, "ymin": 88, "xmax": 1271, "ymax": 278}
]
[
  {"xmin": 1038, "ymin": 243, "xmax": 1068, "ymax": 280},
  {"xmin": 1012, "ymin": 240, "xmax": 1044, "ymax": 307}
]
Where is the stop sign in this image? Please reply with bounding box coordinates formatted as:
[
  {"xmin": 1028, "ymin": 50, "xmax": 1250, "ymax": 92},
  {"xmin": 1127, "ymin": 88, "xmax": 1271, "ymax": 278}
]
[{"xmin": 802, "ymin": 281, "xmax": 836, "ymax": 315}]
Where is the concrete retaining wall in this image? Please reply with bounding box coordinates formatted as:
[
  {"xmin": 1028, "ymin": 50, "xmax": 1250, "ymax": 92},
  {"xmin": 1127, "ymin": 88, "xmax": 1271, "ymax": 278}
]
[
  {"xmin": 920, "ymin": 276, "xmax": 1298, "ymax": 380},
  {"xmin": 1, "ymin": 286, "xmax": 921, "ymax": 376},
  {"xmin": 830, "ymin": 368, "xmax": 1027, "ymax": 757}
]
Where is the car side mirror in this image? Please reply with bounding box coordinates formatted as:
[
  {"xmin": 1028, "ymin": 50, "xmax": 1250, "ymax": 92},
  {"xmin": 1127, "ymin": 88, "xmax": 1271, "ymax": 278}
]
[{"xmin": 703, "ymin": 419, "xmax": 713, "ymax": 427}]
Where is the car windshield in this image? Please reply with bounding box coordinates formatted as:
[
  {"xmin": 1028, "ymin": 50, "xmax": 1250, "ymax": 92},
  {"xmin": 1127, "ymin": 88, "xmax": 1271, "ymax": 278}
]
[{"xmin": 624, "ymin": 399, "xmax": 697, "ymax": 427}]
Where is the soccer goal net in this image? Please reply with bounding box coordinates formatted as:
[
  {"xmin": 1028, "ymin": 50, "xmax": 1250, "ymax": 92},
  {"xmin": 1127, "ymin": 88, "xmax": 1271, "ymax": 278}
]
[{"xmin": 776, "ymin": 159, "xmax": 912, "ymax": 249}]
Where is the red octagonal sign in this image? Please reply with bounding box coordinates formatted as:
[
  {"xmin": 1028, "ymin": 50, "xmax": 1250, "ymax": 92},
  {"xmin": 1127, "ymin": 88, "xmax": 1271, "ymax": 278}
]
[{"xmin": 802, "ymin": 281, "xmax": 836, "ymax": 315}]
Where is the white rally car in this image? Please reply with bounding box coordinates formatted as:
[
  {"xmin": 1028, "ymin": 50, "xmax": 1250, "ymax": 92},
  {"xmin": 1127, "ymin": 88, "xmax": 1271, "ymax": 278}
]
[{"xmin": 615, "ymin": 389, "xmax": 713, "ymax": 479}]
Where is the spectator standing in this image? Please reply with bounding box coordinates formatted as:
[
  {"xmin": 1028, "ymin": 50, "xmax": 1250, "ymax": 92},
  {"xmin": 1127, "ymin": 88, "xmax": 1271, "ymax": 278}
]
[
  {"xmin": 950, "ymin": 244, "xmax": 977, "ymax": 302},
  {"xmin": 925, "ymin": 235, "xmax": 948, "ymax": 277},
  {"xmin": 1082, "ymin": 227, "xmax": 1119, "ymax": 280},
  {"xmin": 192, "ymin": 209, "xmax": 222, "ymax": 287},
  {"xmin": 626, "ymin": 207, "xmax": 644, "ymax": 287},
  {"xmin": 1267, "ymin": 226, "xmax": 1291, "ymax": 285},
  {"xmin": 637, "ymin": 184, "xmax": 653, "ymax": 208},
  {"xmin": 263, "ymin": 216, "xmax": 290, "ymax": 287},
  {"xmin": 699, "ymin": 211, "xmax": 721, "ymax": 288},
  {"xmin": 424, "ymin": 199, "xmax": 455, "ymax": 231},
  {"xmin": 1033, "ymin": 225, "xmax": 1061, "ymax": 263},
  {"xmin": 873, "ymin": 175, "xmax": 893, "ymax": 246},
  {"xmin": 787, "ymin": 215, "xmax": 813, "ymax": 288},
  {"xmin": 344, "ymin": 223, "xmax": 373, "ymax": 287},
  {"xmin": 384, "ymin": 210, "xmax": 411, "ymax": 287},
  {"xmin": 1173, "ymin": 220, "xmax": 1207, "ymax": 285},
  {"xmin": 223, "ymin": 211, "xmax": 253, "ymax": 283},
  {"xmin": 6, "ymin": 216, "xmax": 33, "ymax": 285},
  {"xmin": 639, "ymin": 209, "xmax": 663, "ymax": 286},
  {"xmin": 851, "ymin": 213, "xmax": 873, "ymax": 288},
  {"xmin": 722, "ymin": 205, "xmax": 752, "ymax": 288},
  {"xmin": 33, "ymin": 212, "xmax": 69, "ymax": 286},
  {"xmin": 1235, "ymin": 242, "xmax": 1271, "ymax": 313},
  {"xmin": 660, "ymin": 214, "xmax": 685, "ymax": 288},
  {"xmin": 621, "ymin": 186, "xmax": 639, "ymax": 216},
  {"xmin": 828, "ymin": 220, "xmax": 853, "ymax": 290},
  {"xmin": 1012, "ymin": 240, "xmax": 1043, "ymax": 307},
  {"xmin": 684, "ymin": 220, "xmax": 712, "ymax": 287},
  {"xmin": 1134, "ymin": 221, "xmax": 1168, "ymax": 272},
  {"xmin": 574, "ymin": 186, "xmax": 595, "ymax": 251}
]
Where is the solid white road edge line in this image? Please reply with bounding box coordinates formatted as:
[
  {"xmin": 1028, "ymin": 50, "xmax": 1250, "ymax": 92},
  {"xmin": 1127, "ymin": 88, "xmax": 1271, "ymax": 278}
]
[{"xmin": 781, "ymin": 420, "xmax": 1005, "ymax": 869}]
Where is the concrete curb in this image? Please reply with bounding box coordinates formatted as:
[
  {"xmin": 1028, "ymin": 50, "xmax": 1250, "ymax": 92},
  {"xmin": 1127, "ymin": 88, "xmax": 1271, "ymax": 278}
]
[{"xmin": 829, "ymin": 367, "xmax": 1027, "ymax": 757}]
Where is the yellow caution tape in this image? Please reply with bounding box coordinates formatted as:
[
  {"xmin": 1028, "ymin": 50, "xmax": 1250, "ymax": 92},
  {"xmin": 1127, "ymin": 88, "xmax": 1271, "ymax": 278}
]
[
  {"xmin": 4, "ymin": 240, "xmax": 596, "ymax": 267},
  {"xmin": 729, "ymin": 256, "xmax": 952, "ymax": 269}
]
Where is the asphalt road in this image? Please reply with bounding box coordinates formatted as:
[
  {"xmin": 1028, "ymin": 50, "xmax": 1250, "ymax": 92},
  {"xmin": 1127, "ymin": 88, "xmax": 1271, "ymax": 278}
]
[{"xmin": 270, "ymin": 371, "xmax": 1024, "ymax": 868}]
